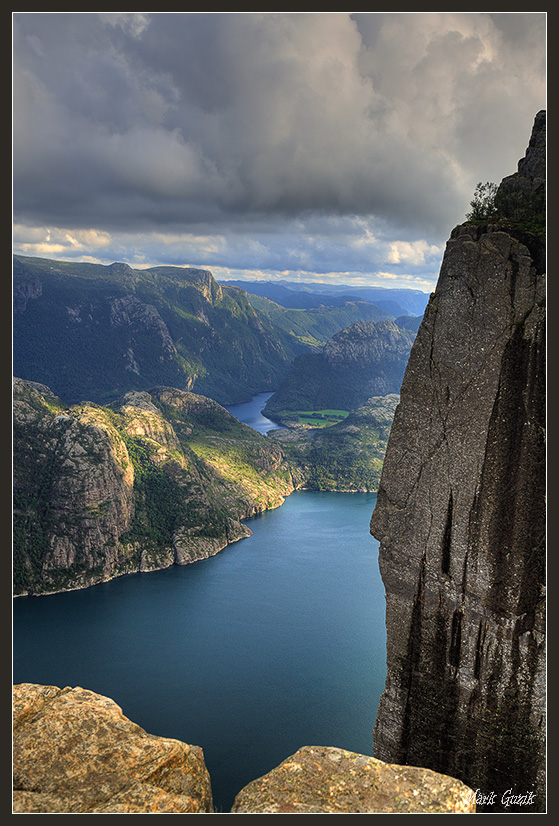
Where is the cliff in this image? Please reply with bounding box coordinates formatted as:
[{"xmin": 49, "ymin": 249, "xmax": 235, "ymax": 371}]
[
  {"xmin": 13, "ymin": 378, "xmax": 296, "ymax": 595},
  {"xmin": 370, "ymin": 112, "xmax": 546, "ymax": 812}
]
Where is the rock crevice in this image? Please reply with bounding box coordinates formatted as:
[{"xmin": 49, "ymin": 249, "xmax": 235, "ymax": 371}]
[{"xmin": 370, "ymin": 112, "xmax": 545, "ymax": 813}]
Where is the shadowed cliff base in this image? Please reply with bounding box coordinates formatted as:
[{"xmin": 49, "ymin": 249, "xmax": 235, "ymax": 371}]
[{"xmin": 370, "ymin": 111, "xmax": 545, "ymax": 813}]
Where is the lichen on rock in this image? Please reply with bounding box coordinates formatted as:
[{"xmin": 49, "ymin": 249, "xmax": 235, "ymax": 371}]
[
  {"xmin": 231, "ymin": 746, "xmax": 475, "ymax": 813},
  {"xmin": 13, "ymin": 683, "xmax": 213, "ymax": 814}
]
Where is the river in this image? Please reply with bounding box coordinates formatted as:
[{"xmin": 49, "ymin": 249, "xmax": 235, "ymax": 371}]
[{"xmin": 12, "ymin": 395, "xmax": 387, "ymax": 812}]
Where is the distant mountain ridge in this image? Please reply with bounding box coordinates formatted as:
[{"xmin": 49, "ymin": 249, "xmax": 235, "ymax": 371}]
[
  {"xmin": 219, "ymin": 279, "xmax": 430, "ymax": 317},
  {"xmin": 13, "ymin": 255, "xmax": 397, "ymax": 407}
]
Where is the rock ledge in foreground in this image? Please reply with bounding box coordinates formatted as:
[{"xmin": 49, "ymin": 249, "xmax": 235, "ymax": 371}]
[
  {"xmin": 13, "ymin": 683, "xmax": 213, "ymax": 814},
  {"xmin": 231, "ymin": 745, "xmax": 475, "ymax": 813}
]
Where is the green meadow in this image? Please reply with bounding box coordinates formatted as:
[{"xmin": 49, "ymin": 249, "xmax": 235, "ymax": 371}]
[{"xmin": 287, "ymin": 409, "xmax": 350, "ymax": 427}]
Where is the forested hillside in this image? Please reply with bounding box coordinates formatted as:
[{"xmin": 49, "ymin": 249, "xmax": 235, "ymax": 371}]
[
  {"xmin": 271, "ymin": 394, "xmax": 400, "ymax": 492},
  {"xmin": 264, "ymin": 320, "xmax": 415, "ymax": 420},
  {"xmin": 13, "ymin": 378, "xmax": 297, "ymax": 595},
  {"xmin": 14, "ymin": 255, "xmax": 396, "ymax": 407}
]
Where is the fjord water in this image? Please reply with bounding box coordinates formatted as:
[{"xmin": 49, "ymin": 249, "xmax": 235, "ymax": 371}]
[
  {"xmin": 224, "ymin": 391, "xmax": 283, "ymax": 433},
  {"xmin": 12, "ymin": 398, "xmax": 386, "ymax": 812}
]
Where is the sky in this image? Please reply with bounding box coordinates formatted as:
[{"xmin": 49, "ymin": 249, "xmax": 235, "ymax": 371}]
[{"xmin": 12, "ymin": 12, "xmax": 546, "ymax": 293}]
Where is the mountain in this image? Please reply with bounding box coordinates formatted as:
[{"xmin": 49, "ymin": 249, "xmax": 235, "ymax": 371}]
[
  {"xmin": 370, "ymin": 111, "xmax": 546, "ymax": 811},
  {"xmin": 270, "ymin": 394, "xmax": 400, "ymax": 492},
  {"xmin": 216, "ymin": 281, "xmax": 358, "ymax": 310},
  {"xmin": 12, "ymin": 258, "xmax": 296, "ymax": 406},
  {"xmin": 13, "ymin": 375, "xmax": 398, "ymax": 596},
  {"xmin": 13, "ymin": 256, "xmax": 393, "ymax": 408},
  {"xmin": 219, "ymin": 280, "xmax": 430, "ymax": 317},
  {"xmin": 263, "ymin": 320, "xmax": 416, "ymax": 420},
  {"xmin": 244, "ymin": 292, "xmax": 393, "ymax": 349},
  {"xmin": 13, "ymin": 378, "xmax": 297, "ymax": 596},
  {"xmin": 393, "ymin": 315, "xmax": 423, "ymax": 334}
]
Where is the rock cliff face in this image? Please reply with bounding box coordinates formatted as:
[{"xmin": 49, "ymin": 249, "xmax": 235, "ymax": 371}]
[
  {"xmin": 13, "ymin": 378, "xmax": 296, "ymax": 596},
  {"xmin": 370, "ymin": 112, "xmax": 545, "ymax": 812}
]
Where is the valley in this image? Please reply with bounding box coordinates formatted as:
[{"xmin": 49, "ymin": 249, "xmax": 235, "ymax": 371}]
[
  {"xmin": 11, "ymin": 112, "xmax": 547, "ymax": 810},
  {"xmin": 13, "ymin": 374, "xmax": 400, "ymax": 596},
  {"xmin": 13, "ymin": 254, "xmax": 424, "ymax": 595},
  {"xmin": 278, "ymin": 409, "xmax": 350, "ymax": 427},
  {"xmin": 13, "ymin": 255, "xmax": 415, "ymax": 407},
  {"xmin": 12, "ymin": 12, "xmax": 546, "ymax": 814},
  {"xmin": 263, "ymin": 320, "xmax": 415, "ymax": 420},
  {"xmin": 269, "ymin": 395, "xmax": 400, "ymax": 492}
]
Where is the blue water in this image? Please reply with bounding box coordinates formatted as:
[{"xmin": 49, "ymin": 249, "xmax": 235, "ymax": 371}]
[
  {"xmin": 224, "ymin": 391, "xmax": 283, "ymax": 434},
  {"xmin": 12, "ymin": 398, "xmax": 387, "ymax": 813}
]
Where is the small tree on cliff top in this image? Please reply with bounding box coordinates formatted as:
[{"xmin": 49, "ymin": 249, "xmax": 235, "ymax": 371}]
[{"xmin": 466, "ymin": 181, "xmax": 498, "ymax": 221}]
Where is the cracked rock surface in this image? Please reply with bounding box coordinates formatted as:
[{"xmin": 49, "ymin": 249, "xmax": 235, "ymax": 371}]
[
  {"xmin": 370, "ymin": 112, "xmax": 546, "ymax": 812},
  {"xmin": 13, "ymin": 683, "xmax": 213, "ymax": 813},
  {"xmin": 231, "ymin": 746, "xmax": 475, "ymax": 813}
]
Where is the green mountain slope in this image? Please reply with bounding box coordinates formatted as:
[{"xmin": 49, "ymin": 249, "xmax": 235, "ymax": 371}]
[
  {"xmin": 263, "ymin": 320, "xmax": 415, "ymax": 419},
  {"xmin": 13, "ymin": 375, "xmax": 400, "ymax": 594},
  {"xmin": 270, "ymin": 394, "xmax": 400, "ymax": 492},
  {"xmin": 246, "ymin": 292, "xmax": 391, "ymax": 348},
  {"xmin": 13, "ymin": 255, "xmax": 392, "ymax": 406},
  {"xmin": 13, "ymin": 378, "xmax": 296, "ymax": 596}
]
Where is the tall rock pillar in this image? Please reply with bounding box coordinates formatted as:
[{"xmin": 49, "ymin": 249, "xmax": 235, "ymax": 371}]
[{"xmin": 370, "ymin": 111, "xmax": 545, "ymax": 813}]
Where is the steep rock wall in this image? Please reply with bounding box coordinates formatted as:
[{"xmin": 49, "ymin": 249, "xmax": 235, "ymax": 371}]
[
  {"xmin": 370, "ymin": 112, "xmax": 545, "ymax": 812},
  {"xmin": 13, "ymin": 379, "xmax": 295, "ymax": 596}
]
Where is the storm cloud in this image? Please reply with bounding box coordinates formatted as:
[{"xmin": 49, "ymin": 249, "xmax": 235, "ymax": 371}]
[{"xmin": 13, "ymin": 12, "xmax": 546, "ymax": 290}]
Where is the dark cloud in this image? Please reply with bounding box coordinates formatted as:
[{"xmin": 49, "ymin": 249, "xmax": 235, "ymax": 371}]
[{"xmin": 12, "ymin": 12, "xmax": 545, "ymax": 286}]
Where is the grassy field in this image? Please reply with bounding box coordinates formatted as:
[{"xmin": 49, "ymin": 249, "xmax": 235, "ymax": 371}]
[{"xmin": 289, "ymin": 409, "xmax": 350, "ymax": 427}]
